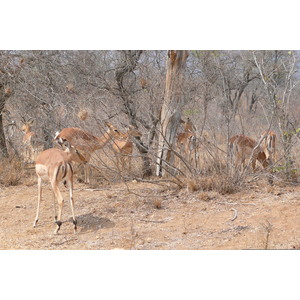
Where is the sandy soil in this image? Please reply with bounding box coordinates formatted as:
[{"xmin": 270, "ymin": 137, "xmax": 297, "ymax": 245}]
[{"xmin": 1, "ymin": 176, "xmax": 300, "ymax": 250}]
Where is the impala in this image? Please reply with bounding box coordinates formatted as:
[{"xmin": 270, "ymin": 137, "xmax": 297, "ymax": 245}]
[
  {"xmin": 177, "ymin": 118, "xmax": 197, "ymax": 160},
  {"xmin": 112, "ymin": 125, "xmax": 142, "ymax": 172},
  {"xmin": 181, "ymin": 117, "xmax": 195, "ymax": 133},
  {"xmin": 260, "ymin": 130, "xmax": 276, "ymax": 161},
  {"xmin": 21, "ymin": 118, "xmax": 36, "ymax": 163},
  {"xmin": 54, "ymin": 122, "xmax": 121, "ymax": 184},
  {"xmin": 34, "ymin": 142, "xmax": 87, "ymax": 234},
  {"xmin": 229, "ymin": 134, "xmax": 271, "ymax": 171}
]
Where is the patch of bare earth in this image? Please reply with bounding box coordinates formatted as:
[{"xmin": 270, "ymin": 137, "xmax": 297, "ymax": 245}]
[{"xmin": 1, "ymin": 179, "xmax": 300, "ymax": 250}]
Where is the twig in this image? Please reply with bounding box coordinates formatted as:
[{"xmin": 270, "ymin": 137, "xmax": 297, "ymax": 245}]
[
  {"xmin": 140, "ymin": 219, "xmax": 166, "ymax": 223},
  {"xmin": 230, "ymin": 208, "xmax": 238, "ymax": 221},
  {"xmin": 79, "ymin": 188, "xmax": 106, "ymax": 192},
  {"xmin": 130, "ymin": 217, "xmax": 137, "ymax": 250},
  {"xmin": 262, "ymin": 220, "xmax": 272, "ymax": 250},
  {"xmin": 216, "ymin": 201, "xmax": 256, "ymax": 206}
]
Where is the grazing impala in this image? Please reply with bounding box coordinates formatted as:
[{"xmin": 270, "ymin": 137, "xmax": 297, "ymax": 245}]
[
  {"xmin": 34, "ymin": 142, "xmax": 87, "ymax": 234},
  {"xmin": 229, "ymin": 134, "xmax": 271, "ymax": 171},
  {"xmin": 112, "ymin": 125, "xmax": 142, "ymax": 172},
  {"xmin": 260, "ymin": 130, "xmax": 276, "ymax": 161},
  {"xmin": 54, "ymin": 122, "xmax": 121, "ymax": 184},
  {"xmin": 21, "ymin": 118, "xmax": 36, "ymax": 163}
]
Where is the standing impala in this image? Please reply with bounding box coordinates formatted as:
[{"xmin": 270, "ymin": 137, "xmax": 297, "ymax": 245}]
[
  {"xmin": 112, "ymin": 125, "xmax": 142, "ymax": 172},
  {"xmin": 177, "ymin": 118, "xmax": 197, "ymax": 161},
  {"xmin": 229, "ymin": 134, "xmax": 271, "ymax": 171},
  {"xmin": 21, "ymin": 118, "xmax": 36, "ymax": 163},
  {"xmin": 34, "ymin": 142, "xmax": 87, "ymax": 234},
  {"xmin": 54, "ymin": 122, "xmax": 121, "ymax": 184}
]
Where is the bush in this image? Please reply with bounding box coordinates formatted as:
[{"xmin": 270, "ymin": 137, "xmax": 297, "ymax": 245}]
[{"xmin": 0, "ymin": 158, "xmax": 24, "ymax": 186}]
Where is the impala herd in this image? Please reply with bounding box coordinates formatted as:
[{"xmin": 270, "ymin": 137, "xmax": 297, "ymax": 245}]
[{"xmin": 20, "ymin": 117, "xmax": 276, "ymax": 234}]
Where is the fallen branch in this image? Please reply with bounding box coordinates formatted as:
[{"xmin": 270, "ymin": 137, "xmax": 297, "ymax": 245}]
[
  {"xmin": 216, "ymin": 202, "xmax": 256, "ymax": 206},
  {"xmin": 231, "ymin": 208, "xmax": 238, "ymax": 221},
  {"xmin": 78, "ymin": 188, "xmax": 106, "ymax": 192},
  {"xmin": 140, "ymin": 219, "xmax": 166, "ymax": 223}
]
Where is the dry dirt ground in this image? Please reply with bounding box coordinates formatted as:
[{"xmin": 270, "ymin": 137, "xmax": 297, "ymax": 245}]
[{"xmin": 1, "ymin": 176, "xmax": 300, "ymax": 250}]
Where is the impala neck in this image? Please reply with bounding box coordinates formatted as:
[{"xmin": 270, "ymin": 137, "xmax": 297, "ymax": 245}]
[
  {"xmin": 95, "ymin": 131, "xmax": 113, "ymax": 148},
  {"xmin": 24, "ymin": 126, "xmax": 31, "ymax": 134}
]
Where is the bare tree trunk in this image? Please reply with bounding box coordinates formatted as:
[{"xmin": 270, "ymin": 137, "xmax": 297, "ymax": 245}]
[
  {"xmin": 113, "ymin": 50, "xmax": 154, "ymax": 177},
  {"xmin": 0, "ymin": 89, "xmax": 9, "ymax": 157},
  {"xmin": 156, "ymin": 50, "xmax": 189, "ymax": 176},
  {"xmin": 0, "ymin": 111, "xmax": 8, "ymax": 157}
]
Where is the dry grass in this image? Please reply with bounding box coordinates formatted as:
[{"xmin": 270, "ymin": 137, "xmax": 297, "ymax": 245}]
[
  {"xmin": 185, "ymin": 174, "xmax": 239, "ymax": 195},
  {"xmin": 197, "ymin": 191, "xmax": 211, "ymax": 201},
  {"xmin": 213, "ymin": 175, "xmax": 239, "ymax": 195},
  {"xmin": 186, "ymin": 178, "xmax": 200, "ymax": 192},
  {"xmin": 0, "ymin": 158, "xmax": 24, "ymax": 186},
  {"xmin": 153, "ymin": 198, "xmax": 163, "ymax": 209}
]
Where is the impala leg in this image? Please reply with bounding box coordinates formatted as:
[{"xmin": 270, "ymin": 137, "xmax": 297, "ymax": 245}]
[
  {"xmin": 51, "ymin": 182, "xmax": 64, "ymax": 234},
  {"xmin": 84, "ymin": 163, "xmax": 90, "ymax": 184},
  {"xmin": 52, "ymin": 190, "xmax": 57, "ymax": 222},
  {"xmin": 33, "ymin": 177, "xmax": 42, "ymax": 227},
  {"xmin": 84, "ymin": 163, "xmax": 87, "ymax": 183},
  {"xmin": 68, "ymin": 178, "xmax": 77, "ymax": 233},
  {"xmin": 252, "ymin": 156, "xmax": 257, "ymax": 172}
]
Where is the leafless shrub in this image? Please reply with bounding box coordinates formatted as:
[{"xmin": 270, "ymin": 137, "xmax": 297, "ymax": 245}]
[
  {"xmin": 198, "ymin": 176, "xmax": 214, "ymax": 191},
  {"xmin": 183, "ymin": 172, "xmax": 240, "ymax": 195},
  {"xmin": 1, "ymin": 50, "xmax": 299, "ymax": 191},
  {"xmin": 213, "ymin": 175, "xmax": 239, "ymax": 195},
  {"xmin": 0, "ymin": 158, "xmax": 24, "ymax": 186}
]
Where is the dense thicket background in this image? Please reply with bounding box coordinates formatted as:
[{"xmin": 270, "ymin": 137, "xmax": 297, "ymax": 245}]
[{"xmin": 1, "ymin": 50, "xmax": 300, "ymax": 184}]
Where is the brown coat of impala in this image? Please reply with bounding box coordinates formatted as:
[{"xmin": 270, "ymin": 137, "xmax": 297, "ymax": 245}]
[
  {"xmin": 34, "ymin": 145, "xmax": 87, "ymax": 234},
  {"xmin": 177, "ymin": 118, "xmax": 196, "ymax": 158},
  {"xmin": 21, "ymin": 118, "xmax": 37, "ymax": 163},
  {"xmin": 112, "ymin": 125, "xmax": 142, "ymax": 171},
  {"xmin": 54, "ymin": 122, "xmax": 121, "ymax": 183},
  {"xmin": 229, "ymin": 134, "xmax": 270, "ymax": 171}
]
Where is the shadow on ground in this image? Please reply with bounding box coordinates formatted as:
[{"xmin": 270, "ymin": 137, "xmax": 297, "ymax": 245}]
[{"xmin": 69, "ymin": 213, "xmax": 115, "ymax": 233}]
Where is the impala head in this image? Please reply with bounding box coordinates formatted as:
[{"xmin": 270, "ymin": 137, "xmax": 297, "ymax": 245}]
[
  {"xmin": 104, "ymin": 122, "xmax": 123, "ymax": 138},
  {"xmin": 54, "ymin": 131, "xmax": 65, "ymax": 146},
  {"xmin": 64, "ymin": 141, "xmax": 88, "ymax": 163},
  {"xmin": 21, "ymin": 118, "xmax": 34, "ymax": 133}
]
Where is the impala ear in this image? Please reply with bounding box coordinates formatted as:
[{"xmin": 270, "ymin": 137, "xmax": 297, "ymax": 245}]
[
  {"xmin": 104, "ymin": 121, "xmax": 112, "ymax": 128},
  {"xmin": 28, "ymin": 118, "xmax": 35, "ymax": 125}
]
